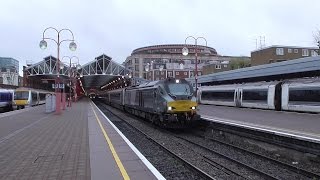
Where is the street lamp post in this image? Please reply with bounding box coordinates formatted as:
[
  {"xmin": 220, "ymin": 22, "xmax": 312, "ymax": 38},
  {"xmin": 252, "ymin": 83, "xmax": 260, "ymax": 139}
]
[
  {"xmin": 62, "ymin": 56, "xmax": 81, "ymax": 108},
  {"xmin": 40, "ymin": 27, "xmax": 77, "ymax": 114},
  {"xmin": 182, "ymin": 36, "xmax": 210, "ymax": 97}
]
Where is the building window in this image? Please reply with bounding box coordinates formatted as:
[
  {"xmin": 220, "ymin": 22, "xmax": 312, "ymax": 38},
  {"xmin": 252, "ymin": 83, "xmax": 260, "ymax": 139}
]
[
  {"xmin": 288, "ymin": 48, "xmax": 292, "ymax": 53},
  {"xmin": 156, "ymin": 71, "xmax": 159, "ymax": 75},
  {"xmin": 168, "ymin": 72, "xmax": 173, "ymax": 77},
  {"xmin": 223, "ymin": 65, "xmax": 228, "ymax": 68},
  {"xmin": 215, "ymin": 65, "xmax": 221, "ymax": 69},
  {"xmin": 184, "ymin": 72, "xmax": 187, "ymax": 75},
  {"xmin": 302, "ymin": 49, "xmax": 309, "ymax": 56},
  {"xmin": 294, "ymin": 49, "xmax": 298, "ymax": 53},
  {"xmin": 161, "ymin": 71, "xmax": 164, "ymax": 75},
  {"xmin": 311, "ymin": 50, "xmax": 318, "ymax": 56},
  {"xmin": 276, "ymin": 48, "xmax": 284, "ymax": 55},
  {"xmin": 176, "ymin": 72, "xmax": 179, "ymax": 75}
]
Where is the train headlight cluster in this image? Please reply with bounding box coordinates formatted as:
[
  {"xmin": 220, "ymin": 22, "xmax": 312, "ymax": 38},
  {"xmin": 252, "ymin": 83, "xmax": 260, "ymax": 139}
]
[
  {"xmin": 191, "ymin": 106, "xmax": 196, "ymax": 110},
  {"xmin": 168, "ymin": 106, "xmax": 172, "ymax": 111}
]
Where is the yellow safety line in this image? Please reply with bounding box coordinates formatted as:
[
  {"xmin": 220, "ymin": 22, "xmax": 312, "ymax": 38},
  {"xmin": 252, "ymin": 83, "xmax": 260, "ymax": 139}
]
[{"xmin": 90, "ymin": 103, "xmax": 130, "ymax": 180}]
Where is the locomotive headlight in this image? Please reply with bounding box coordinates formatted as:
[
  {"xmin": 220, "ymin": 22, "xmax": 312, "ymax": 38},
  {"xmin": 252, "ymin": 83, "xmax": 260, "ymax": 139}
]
[
  {"xmin": 168, "ymin": 106, "xmax": 172, "ymax": 111},
  {"xmin": 191, "ymin": 106, "xmax": 196, "ymax": 110}
]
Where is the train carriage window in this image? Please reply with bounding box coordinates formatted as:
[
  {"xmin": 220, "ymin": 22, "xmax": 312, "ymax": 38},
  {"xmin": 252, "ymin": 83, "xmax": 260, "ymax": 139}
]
[
  {"xmin": 201, "ymin": 90, "xmax": 234, "ymax": 101},
  {"xmin": 242, "ymin": 89, "xmax": 268, "ymax": 103},
  {"xmin": 289, "ymin": 87, "xmax": 320, "ymax": 105},
  {"xmin": 32, "ymin": 92, "xmax": 37, "ymax": 101}
]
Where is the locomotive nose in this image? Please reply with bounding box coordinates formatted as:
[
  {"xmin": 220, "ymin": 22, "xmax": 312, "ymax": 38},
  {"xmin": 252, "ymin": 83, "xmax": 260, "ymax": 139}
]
[{"xmin": 167, "ymin": 100, "xmax": 197, "ymax": 112}]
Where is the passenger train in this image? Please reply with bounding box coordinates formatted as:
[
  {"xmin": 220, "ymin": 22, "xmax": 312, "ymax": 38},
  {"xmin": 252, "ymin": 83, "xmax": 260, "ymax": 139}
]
[
  {"xmin": 99, "ymin": 78, "xmax": 200, "ymax": 127},
  {"xmin": 199, "ymin": 78, "xmax": 320, "ymax": 113},
  {"xmin": 14, "ymin": 88, "xmax": 47, "ymax": 109},
  {"xmin": 0, "ymin": 89, "xmax": 14, "ymax": 112}
]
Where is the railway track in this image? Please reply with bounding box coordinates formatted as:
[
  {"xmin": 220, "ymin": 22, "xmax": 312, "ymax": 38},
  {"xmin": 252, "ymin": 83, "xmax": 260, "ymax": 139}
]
[
  {"xmin": 95, "ymin": 101, "xmax": 320, "ymax": 179},
  {"xmin": 203, "ymin": 134, "xmax": 320, "ymax": 179},
  {"xmin": 175, "ymin": 133, "xmax": 320, "ymax": 180},
  {"xmin": 95, "ymin": 101, "xmax": 215, "ymax": 180}
]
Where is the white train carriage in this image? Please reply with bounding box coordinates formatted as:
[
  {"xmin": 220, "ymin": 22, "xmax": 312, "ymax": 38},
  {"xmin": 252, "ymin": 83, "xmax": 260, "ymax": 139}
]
[
  {"xmin": 239, "ymin": 81, "xmax": 281, "ymax": 110},
  {"xmin": 199, "ymin": 84, "xmax": 239, "ymax": 107},
  {"xmin": 281, "ymin": 78, "xmax": 320, "ymax": 113},
  {"xmin": 199, "ymin": 81, "xmax": 282, "ymax": 110}
]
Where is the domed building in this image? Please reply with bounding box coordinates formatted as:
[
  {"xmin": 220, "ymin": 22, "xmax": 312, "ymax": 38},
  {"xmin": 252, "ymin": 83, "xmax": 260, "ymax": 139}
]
[{"xmin": 124, "ymin": 44, "xmax": 222, "ymax": 80}]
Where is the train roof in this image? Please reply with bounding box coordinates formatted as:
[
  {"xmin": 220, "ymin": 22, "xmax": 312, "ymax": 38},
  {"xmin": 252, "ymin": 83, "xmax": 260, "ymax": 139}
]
[
  {"xmin": 0, "ymin": 89, "xmax": 14, "ymax": 92},
  {"xmin": 127, "ymin": 78, "xmax": 189, "ymax": 90},
  {"xmin": 282, "ymin": 77, "xmax": 320, "ymax": 84},
  {"xmin": 200, "ymin": 80, "xmax": 281, "ymax": 89},
  {"xmin": 14, "ymin": 87, "xmax": 52, "ymax": 93},
  {"xmin": 188, "ymin": 56, "xmax": 320, "ymax": 85}
]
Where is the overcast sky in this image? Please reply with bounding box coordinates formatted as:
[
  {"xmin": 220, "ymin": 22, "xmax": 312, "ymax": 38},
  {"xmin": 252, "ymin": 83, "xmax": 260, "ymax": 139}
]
[{"xmin": 1, "ymin": 0, "xmax": 320, "ymax": 75}]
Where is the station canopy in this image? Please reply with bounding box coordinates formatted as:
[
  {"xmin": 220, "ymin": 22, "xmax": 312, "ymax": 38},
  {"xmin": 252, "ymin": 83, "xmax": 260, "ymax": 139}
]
[{"xmin": 24, "ymin": 54, "xmax": 131, "ymax": 93}]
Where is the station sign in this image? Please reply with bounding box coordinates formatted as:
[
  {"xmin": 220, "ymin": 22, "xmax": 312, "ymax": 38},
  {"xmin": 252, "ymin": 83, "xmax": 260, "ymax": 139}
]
[{"xmin": 52, "ymin": 83, "xmax": 65, "ymax": 89}]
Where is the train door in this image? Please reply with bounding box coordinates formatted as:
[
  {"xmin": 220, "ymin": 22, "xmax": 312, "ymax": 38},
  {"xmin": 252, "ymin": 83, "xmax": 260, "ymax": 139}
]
[
  {"xmin": 239, "ymin": 88, "xmax": 243, "ymax": 107},
  {"xmin": 31, "ymin": 91, "xmax": 37, "ymax": 106},
  {"xmin": 234, "ymin": 88, "xmax": 242, "ymax": 107},
  {"xmin": 281, "ymin": 84, "xmax": 289, "ymax": 110},
  {"xmin": 274, "ymin": 83, "xmax": 282, "ymax": 111},
  {"xmin": 153, "ymin": 89, "xmax": 157, "ymax": 112},
  {"xmin": 234, "ymin": 89, "xmax": 238, "ymax": 106},
  {"xmin": 139, "ymin": 91, "xmax": 143, "ymax": 108}
]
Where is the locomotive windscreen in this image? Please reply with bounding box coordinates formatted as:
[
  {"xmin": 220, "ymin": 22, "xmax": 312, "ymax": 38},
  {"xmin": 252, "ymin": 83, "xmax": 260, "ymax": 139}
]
[
  {"xmin": 167, "ymin": 82, "xmax": 193, "ymax": 96},
  {"xmin": 168, "ymin": 83, "xmax": 191, "ymax": 95},
  {"xmin": 14, "ymin": 91, "xmax": 29, "ymax": 100}
]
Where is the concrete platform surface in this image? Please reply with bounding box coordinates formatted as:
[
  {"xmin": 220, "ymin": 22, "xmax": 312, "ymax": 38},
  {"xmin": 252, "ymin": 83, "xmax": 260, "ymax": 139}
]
[
  {"xmin": 0, "ymin": 99, "xmax": 164, "ymax": 180},
  {"xmin": 199, "ymin": 104, "xmax": 320, "ymax": 143}
]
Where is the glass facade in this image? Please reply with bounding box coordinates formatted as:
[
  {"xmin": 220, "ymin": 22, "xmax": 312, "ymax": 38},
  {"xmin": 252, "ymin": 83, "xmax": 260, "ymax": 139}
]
[{"xmin": 0, "ymin": 57, "xmax": 19, "ymax": 72}]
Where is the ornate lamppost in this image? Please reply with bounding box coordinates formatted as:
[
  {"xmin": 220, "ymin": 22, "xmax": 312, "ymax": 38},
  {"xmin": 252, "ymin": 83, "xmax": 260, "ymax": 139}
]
[
  {"xmin": 39, "ymin": 27, "xmax": 77, "ymax": 114},
  {"xmin": 62, "ymin": 56, "xmax": 81, "ymax": 107},
  {"xmin": 182, "ymin": 36, "xmax": 210, "ymax": 96}
]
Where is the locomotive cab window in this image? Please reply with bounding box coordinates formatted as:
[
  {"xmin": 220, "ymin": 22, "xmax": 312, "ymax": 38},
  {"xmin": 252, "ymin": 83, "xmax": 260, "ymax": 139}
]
[
  {"xmin": 167, "ymin": 83, "xmax": 192, "ymax": 96},
  {"xmin": 14, "ymin": 91, "xmax": 29, "ymax": 100}
]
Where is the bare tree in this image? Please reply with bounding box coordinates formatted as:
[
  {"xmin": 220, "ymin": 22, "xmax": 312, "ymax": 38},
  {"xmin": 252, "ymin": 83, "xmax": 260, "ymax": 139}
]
[{"xmin": 313, "ymin": 29, "xmax": 320, "ymax": 46}]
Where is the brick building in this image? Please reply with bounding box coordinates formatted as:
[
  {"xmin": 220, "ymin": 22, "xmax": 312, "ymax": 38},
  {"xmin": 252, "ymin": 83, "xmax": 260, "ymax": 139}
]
[
  {"xmin": 251, "ymin": 45, "xmax": 319, "ymax": 66},
  {"xmin": 202, "ymin": 56, "xmax": 250, "ymax": 75},
  {"xmin": 124, "ymin": 44, "xmax": 218, "ymax": 80}
]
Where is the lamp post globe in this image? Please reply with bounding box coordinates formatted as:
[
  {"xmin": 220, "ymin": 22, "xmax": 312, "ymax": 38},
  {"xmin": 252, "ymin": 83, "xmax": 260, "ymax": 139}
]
[
  {"xmin": 182, "ymin": 47, "xmax": 189, "ymax": 56},
  {"xmin": 60, "ymin": 64, "xmax": 64, "ymax": 70},
  {"xmin": 76, "ymin": 64, "xmax": 81, "ymax": 70},
  {"xmin": 69, "ymin": 42, "xmax": 77, "ymax": 51},
  {"xmin": 39, "ymin": 40, "xmax": 47, "ymax": 49}
]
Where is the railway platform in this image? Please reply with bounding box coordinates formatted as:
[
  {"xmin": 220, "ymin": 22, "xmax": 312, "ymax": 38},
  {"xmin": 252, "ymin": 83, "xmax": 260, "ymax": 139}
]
[
  {"xmin": 199, "ymin": 105, "xmax": 320, "ymax": 144},
  {"xmin": 0, "ymin": 99, "xmax": 164, "ymax": 180}
]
